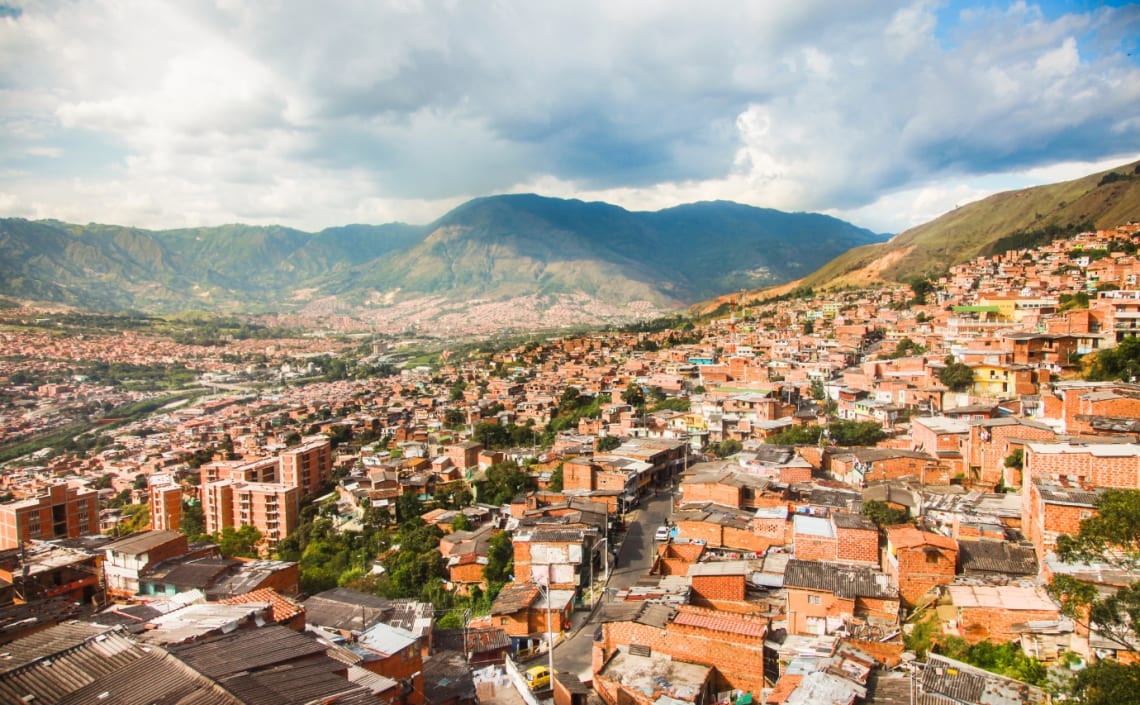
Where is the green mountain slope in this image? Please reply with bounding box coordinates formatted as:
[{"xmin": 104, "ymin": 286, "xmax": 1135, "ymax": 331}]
[
  {"xmin": 0, "ymin": 195, "xmax": 886, "ymax": 316},
  {"xmin": 800, "ymin": 160, "xmax": 1140, "ymax": 289}
]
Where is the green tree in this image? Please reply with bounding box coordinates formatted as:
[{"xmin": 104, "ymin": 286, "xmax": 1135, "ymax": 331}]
[
  {"xmin": 484, "ymin": 531, "xmax": 514, "ymax": 585},
  {"xmin": 939, "ymin": 360, "xmax": 975, "ymax": 392},
  {"xmin": 597, "ymin": 435, "xmax": 623, "ymax": 452},
  {"xmin": 810, "ymin": 379, "xmax": 825, "ymax": 401},
  {"xmin": 909, "ymin": 277, "xmax": 934, "ymax": 305},
  {"xmin": 1004, "ymin": 448, "xmax": 1024, "ymax": 470},
  {"xmin": 1048, "ymin": 489, "xmax": 1140, "ymax": 697},
  {"xmin": 621, "ymin": 383, "xmax": 645, "ymax": 408},
  {"xmin": 862, "ymin": 500, "xmax": 909, "ymax": 528},
  {"xmin": 444, "ymin": 408, "xmax": 467, "ymax": 428},
  {"xmin": 397, "ymin": 492, "xmax": 425, "ymax": 522},
  {"xmin": 1070, "ymin": 659, "xmax": 1140, "ymax": 705},
  {"xmin": 767, "ymin": 424, "xmax": 826, "ymax": 445},
  {"xmin": 1086, "ymin": 336, "xmax": 1140, "ymax": 382},
  {"xmin": 715, "ymin": 438, "xmax": 743, "ymax": 457},
  {"xmin": 474, "ymin": 421, "xmax": 512, "ymax": 449},
  {"xmin": 217, "ymin": 525, "xmax": 262, "ymax": 558},
  {"xmin": 827, "ymin": 419, "xmax": 887, "ymax": 446},
  {"xmin": 479, "ymin": 462, "xmax": 536, "ymax": 505},
  {"xmin": 548, "ymin": 466, "xmax": 563, "ymax": 492},
  {"xmin": 181, "ymin": 500, "xmax": 206, "ymax": 539}
]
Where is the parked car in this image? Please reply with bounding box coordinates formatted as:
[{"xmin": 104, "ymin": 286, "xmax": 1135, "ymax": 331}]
[
  {"xmin": 525, "ymin": 665, "xmax": 551, "ymax": 691},
  {"xmin": 654, "ymin": 525, "xmax": 671, "ymax": 541}
]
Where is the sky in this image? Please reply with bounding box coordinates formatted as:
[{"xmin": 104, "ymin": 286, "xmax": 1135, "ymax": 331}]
[{"xmin": 1, "ymin": 1, "xmax": 1139, "ymax": 235}]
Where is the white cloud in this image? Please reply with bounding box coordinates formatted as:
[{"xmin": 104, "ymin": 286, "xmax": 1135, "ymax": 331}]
[{"xmin": 0, "ymin": 0, "xmax": 1138, "ymax": 232}]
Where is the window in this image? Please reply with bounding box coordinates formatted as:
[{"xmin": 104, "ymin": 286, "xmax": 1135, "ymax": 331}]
[
  {"xmin": 500, "ymin": 617, "xmax": 509, "ymax": 626},
  {"xmin": 926, "ymin": 551, "xmax": 940, "ymax": 564},
  {"xmin": 808, "ymin": 595, "xmax": 821, "ymax": 605}
]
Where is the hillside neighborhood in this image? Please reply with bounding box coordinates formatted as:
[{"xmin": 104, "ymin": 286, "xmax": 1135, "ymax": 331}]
[{"xmin": 2, "ymin": 221, "xmax": 1140, "ymax": 705}]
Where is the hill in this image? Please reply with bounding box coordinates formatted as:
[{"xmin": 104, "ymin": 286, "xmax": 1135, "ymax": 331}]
[
  {"xmin": 798, "ymin": 159, "xmax": 1140, "ymax": 290},
  {"xmin": 0, "ymin": 196, "xmax": 885, "ymax": 332}
]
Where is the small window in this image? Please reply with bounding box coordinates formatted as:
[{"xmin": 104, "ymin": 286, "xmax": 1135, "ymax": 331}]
[
  {"xmin": 808, "ymin": 595, "xmax": 822, "ymax": 605},
  {"xmin": 926, "ymin": 552, "xmax": 940, "ymax": 564}
]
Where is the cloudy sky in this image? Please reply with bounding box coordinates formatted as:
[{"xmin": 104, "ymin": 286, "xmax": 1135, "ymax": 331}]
[{"xmin": 2, "ymin": 0, "xmax": 1139, "ymax": 234}]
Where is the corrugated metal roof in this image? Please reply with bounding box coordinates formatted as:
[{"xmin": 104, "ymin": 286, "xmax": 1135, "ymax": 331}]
[
  {"xmin": 169, "ymin": 625, "xmax": 329, "ymax": 678},
  {"xmin": 217, "ymin": 658, "xmax": 370, "ymax": 705},
  {"xmin": 783, "ymin": 560, "xmax": 897, "ymax": 600},
  {"xmin": 0, "ymin": 621, "xmax": 113, "ymax": 674}
]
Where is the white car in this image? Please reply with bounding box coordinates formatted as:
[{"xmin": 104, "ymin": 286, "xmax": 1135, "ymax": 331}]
[{"xmin": 654, "ymin": 525, "xmax": 671, "ymax": 541}]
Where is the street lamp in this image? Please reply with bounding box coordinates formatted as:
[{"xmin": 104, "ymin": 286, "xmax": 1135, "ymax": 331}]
[
  {"xmin": 534, "ymin": 577, "xmax": 555, "ymax": 681},
  {"xmin": 587, "ymin": 537, "xmax": 610, "ymax": 609}
]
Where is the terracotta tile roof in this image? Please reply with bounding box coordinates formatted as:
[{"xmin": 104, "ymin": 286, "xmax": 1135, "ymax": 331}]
[
  {"xmin": 220, "ymin": 587, "xmax": 304, "ymax": 624},
  {"xmin": 886, "ymin": 524, "xmax": 958, "ymax": 552},
  {"xmin": 671, "ymin": 609, "xmax": 767, "ymax": 638}
]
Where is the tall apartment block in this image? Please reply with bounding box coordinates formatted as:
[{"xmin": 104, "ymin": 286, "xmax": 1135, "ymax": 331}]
[
  {"xmin": 279, "ymin": 437, "xmax": 333, "ymax": 498},
  {"xmin": 148, "ymin": 474, "xmax": 183, "ymax": 533},
  {"xmin": 201, "ymin": 456, "xmax": 279, "ymax": 484},
  {"xmin": 202, "ymin": 480, "xmax": 299, "ymax": 548},
  {"xmin": 0, "ymin": 483, "xmax": 98, "ymax": 550}
]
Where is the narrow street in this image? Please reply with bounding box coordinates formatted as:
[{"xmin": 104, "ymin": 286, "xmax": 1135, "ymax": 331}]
[{"xmin": 552, "ymin": 488, "xmax": 674, "ymax": 680}]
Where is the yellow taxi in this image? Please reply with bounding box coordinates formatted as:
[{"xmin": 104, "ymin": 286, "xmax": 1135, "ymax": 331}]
[{"xmin": 525, "ymin": 665, "xmax": 551, "ymax": 691}]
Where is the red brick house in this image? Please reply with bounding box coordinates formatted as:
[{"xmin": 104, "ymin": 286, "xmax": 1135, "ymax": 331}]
[
  {"xmin": 782, "ymin": 559, "xmax": 899, "ymax": 637},
  {"xmin": 596, "ymin": 603, "xmax": 769, "ymax": 698},
  {"xmin": 883, "ymin": 525, "xmax": 958, "ymax": 606},
  {"xmin": 946, "ymin": 584, "xmax": 1061, "ymax": 644}
]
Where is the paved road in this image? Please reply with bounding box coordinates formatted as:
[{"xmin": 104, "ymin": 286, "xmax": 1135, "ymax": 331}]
[{"xmin": 553, "ymin": 489, "xmax": 674, "ymax": 679}]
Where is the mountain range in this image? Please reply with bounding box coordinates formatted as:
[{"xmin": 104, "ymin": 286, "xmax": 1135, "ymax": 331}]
[
  {"xmin": 4, "ymin": 159, "xmax": 1139, "ymax": 334},
  {"xmin": 0, "ymin": 196, "xmax": 885, "ymax": 332}
]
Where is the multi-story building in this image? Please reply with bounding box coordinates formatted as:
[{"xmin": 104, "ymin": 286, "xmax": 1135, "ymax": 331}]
[
  {"xmin": 148, "ymin": 474, "xmax": 182, "ymax": 532},
  {"xmin": 0, "ymin": 483, "xmax": 98, "ymax": 550},
  {"xmin": 279, "ymin": 437, "xmax": 333, "ymax": 498},
  {"xmin": 202, "ymin": 480, "xmax": 299, "ymax": 548}
]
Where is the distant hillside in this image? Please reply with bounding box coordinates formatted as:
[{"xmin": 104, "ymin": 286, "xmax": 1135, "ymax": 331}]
[
  {"xmin": 798, "ymin": 159, "xmax": 1140, "ymax": 289},
  {"xmin": 0, "ymin": 196, "xmax": 885, "ymax": 329}
]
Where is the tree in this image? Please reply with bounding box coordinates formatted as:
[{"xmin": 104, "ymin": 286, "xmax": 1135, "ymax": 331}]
[
  {"xmin": 474, "ymin": 421, "xmax": 511, "ymax": 449},
  {"xmin": 1086, "ymin": 336, "xmax": 1140, "ymax": 382},
  {"xmin": 1048, "ymin": 489, "xmax": 1140, "ymax": 698},
  {"xmin": 862, "ymin": 500, "xmax": 909, "ymax": 528},
  {"xmin": 479, "ymin": 462, "xmax": 536, "ymax": 505},
  {"xmin": 1070, "ymin": 659, "xmax": 1140, "ymax": 705},
  {"xmin": 443, "ymin": 408, "xmax": 467, "ymax": 428},
  {"xmin": 484, "ymin": 531, "xmax": 514, "ymax": 585},
  {"xmin": 396, "ymin": 492, "xmax": 425, "ymax": 523},
  {"xmin": 810, "ymin": 379, "xmax": 825, "ymax": 401},
  {"xmin": 715, "ymin": 438, "xmax": 743, "ymax": 457},
  {"xmin": 767, "ymin": 424, "xmax": 826, "ymax": 446},
  {"xmin": 597, "ymin": 435, "xmax": 623, "ymax": 452},
  {"xmin": 548, "ymin": 466, "xmax": 563, "ymax": 492},
  {"xmin": 181, "ymin": 500, "xmax": 206, "ymax": 539},
  {"xmin": 909, "ymin": 277, "xmax": 934, "ymax": 305},
  {"xmin": 827, "ymin": 419, "xmax": 887, "ymax": 446},
  {"xmin": 1004, "ymin": 448, "xmax": 1023, "ymax": 470},
  {"xmin": 621, "ymin": 383, "xmax": 645, "ymax": 408},
  {"xmin": 217, "ymin": 525, "xmax": 262, "ymax": 558},
  {"xmin": 939, "ymin": 360, "xmax": 975, "ymax": 392}
]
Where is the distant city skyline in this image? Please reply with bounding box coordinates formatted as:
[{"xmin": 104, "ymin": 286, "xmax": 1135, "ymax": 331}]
[{"xmin": 1, "ymin": 0, "xmax": 1139, "ymax": 234}]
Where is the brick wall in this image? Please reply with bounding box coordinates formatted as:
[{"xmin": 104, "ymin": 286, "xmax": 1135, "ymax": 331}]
[
  {"xmin": 894, "ymin": 547, "xmax": 956, "ymax": 606},
  {"xmin": 793, "ymin": 532, "xmax": 836, "ymax": 561},
  {"xmin": 597, "ymin": 607, "xmax": 768, "ymax": 697},
  {"xmin": 835, "ymin": 526, "xmax": 879, "ymax": 565},
  {"xmin": 957, "ymin": 606, "xmax": 1060, "ymax": 644},
  {"xmin": 682, "ymin": 482, "xmax": 742, "ymax": 508},
  {"xmin": 691, "ymin": 574, "xmax": 746, "ymax": 602}
]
